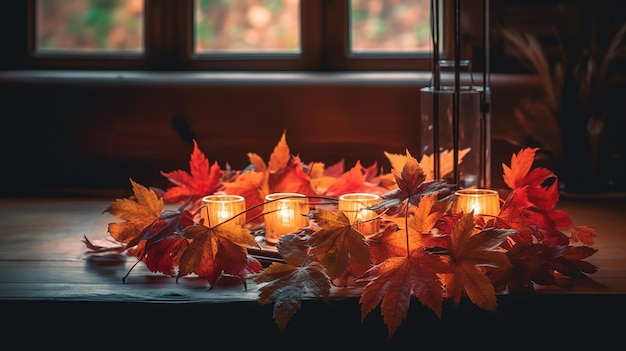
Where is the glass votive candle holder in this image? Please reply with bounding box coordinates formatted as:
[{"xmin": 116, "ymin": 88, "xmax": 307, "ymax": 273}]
[
  {"xmin": 264, "ymin": 192, "xmax": 310, "ymax": 244},
  {"xmin": 202, "ymin": 194, "xmax": 246, "ymax": 227},
  {"xmin": 338, "ymin": 193, "xmax": 381, "ymax": 236},
  {"xmin": 453, "ymin": 189, "xmax": 501, "ymax": 217}
]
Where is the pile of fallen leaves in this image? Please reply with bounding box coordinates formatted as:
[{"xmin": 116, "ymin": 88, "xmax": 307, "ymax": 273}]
[{"xmin": 83, "ymin": 130, "xmax": 599, "ymax": 338}]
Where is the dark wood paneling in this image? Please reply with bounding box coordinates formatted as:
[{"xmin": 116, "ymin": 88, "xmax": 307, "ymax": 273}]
[{"xmin": 0, "ymin": 73, "xmax": 540, "ymax": 198}]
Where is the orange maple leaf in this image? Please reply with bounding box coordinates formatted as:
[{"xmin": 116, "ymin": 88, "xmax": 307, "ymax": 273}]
[
  {"xmin": 221, "ymin": 170, "xmax": 266, "ymax": 225},
  {"xmin": 269, "ymin": 155, "xmax": 318, "ymax": 196},
  {"xmin": 178, "ymin": 221, "xmax": 259, "ymax": 285},
  {"xmin": 104, "ymin": 178, "xmax": 163, "ymax": 245},
  {"xmin": 445, "ymin": 212, "xmax": 515, "ymax": 312},
  {"xmin": 248, "ymin": 132, "xmax": 318, "ymax": 199},
  {"xmin": 307, "ymin": 208, "xmax": 372, "ymax": 279},
  {"xmin": 502, "ymin": 147, "xmax": 560, "ymax": 211},
  {"xmin": 268, "ymin": 130, "xmax": 291, "ymax": 172},
  {"xmin": 497, "ymin": 148, "xmax": 579, "ymax": 247},
  {"xmin": 390, "ymin": 193, "xmax": 447, "ymax": 235},
  {"xmin": 253, "ymin": 261, "xmax": 331, "ymax": 333},
  {"xmin": 161, "ymin": 140, "xmax": 223, "ymax": 206},
  {"xmin": 323, "ymin": 160, "xmax": 387, "ymax": 197},
  {"xmin": 370, "ymin": 194, "xmax": 448, "ymax": 264},
  {"xmin": 502, "ymin": 147, "xmax": 539, "ymax": 189},
  {"xmin": 356, "ymin": 249, "xmax": 449, "ymax": 338}
]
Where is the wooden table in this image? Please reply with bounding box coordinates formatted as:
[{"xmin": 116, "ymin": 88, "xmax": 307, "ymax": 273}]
[{"xmin": 1, "ymin": 197, "xmax": 625, "ymax": 349}]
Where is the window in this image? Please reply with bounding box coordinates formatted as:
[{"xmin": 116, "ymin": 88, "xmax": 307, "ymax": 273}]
[{"xmin": 3, "ymin": 0, "xmax": 450, "ymax": 72}]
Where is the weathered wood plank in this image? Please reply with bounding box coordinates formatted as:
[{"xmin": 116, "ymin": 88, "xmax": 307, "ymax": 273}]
[{"xmin": 1, "ymin": 198, "xmax": 625, "ymax": 303}]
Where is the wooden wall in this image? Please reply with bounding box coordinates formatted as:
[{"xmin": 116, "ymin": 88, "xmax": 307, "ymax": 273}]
[{"xmin": 0, "ymin": 72, "xmax": 538, "ymax": 198}]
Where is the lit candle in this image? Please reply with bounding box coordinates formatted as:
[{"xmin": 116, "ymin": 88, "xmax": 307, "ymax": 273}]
[
  {"xmin": 202, "ymin": 194, "xmax": 246, "ymax": 227},
  {"xmin": 338, "ymin": 193, "xmax": 381, "ymax": 236},
  {"xmin": 453, "ymin": 189, "xmax": 500, "ymax": 217},
  {"xmin": 264, "ymin": 192, "xmax": 310, "ymax": 244}
]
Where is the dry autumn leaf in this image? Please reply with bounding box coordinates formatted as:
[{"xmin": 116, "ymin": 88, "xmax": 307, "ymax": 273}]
[
  {"xmin": 370, "ymin": 194, "xmax": 449, "ymax": 264},
  {"xmin": 268, "ymin": 130, "xmax": 291, "ymax": 172},
  {"xmin": 323, "ymin": 160, "xmax": 388, "ymax": 197},
  {"xmin": 384, "ymin": 147, "xmax": 470, "ymax": 181},
  {"xmin": 104, "ymin": 178, "xmax": 163, "ymax": 245},
  {"xmin": 307, "ymin": 208, "xmax": 371, "ymax": 280},
  {"xmin": 446, "ymin": 212, "xmax": 515, "ymax": 312},
  {"xmin": 127, "ymin": 200, "xmax": 195, "ymax": 254},
  {"xmin": 357, "ymin": 249, "xmax": 449, "ymax": 338},
  {"xmin": 570, "ymin": 225, "xmax": 598, "ymax": 245},
  {"xmin": 221, "ymin": 170, "xmax": 266, "ymax": 225},
  {"xmin": 253, "ymin": 261, "xmax": 331, "ymax": 333},
  {"xmin": 497, "ymin": 148, "xmax": 578, "ymax": 247},
  {"xmin": 269, "ymin": 155, "xmax": 318, "ymax": 197},
  {"xmin": 161, "ymin": 139, "xmax": 223, "ymax": 206},
  {"xmin": 503, "ymin": 147, "xmax": 539, "ymax": 190},
  {"xmin": 82, "ymin": 136, "xmax": 603, "ymax": 341},
  {"xmin": 370, "ymin": 149, "xmax": 449, "ymax": 211},
  {"xmin": 142, "ymin": 234, "xmax": 187, "ymax": 276},
  {"xmin": 178, "ymin": 221, "xmax": 260, "ymax": 286}
]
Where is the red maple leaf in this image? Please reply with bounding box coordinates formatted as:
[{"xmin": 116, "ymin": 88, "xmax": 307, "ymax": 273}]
[
  {"xmin": 178, "ymin": 221, "xmax": 260, "ymax": 286},
  {"xmin": 487, "ymin": 242, "xmax": 566, "ymax": 294},
  {"xmin": 221, "ymin": 170, "xmax": 266, "ymax": 225},
  {"xmin": 323, "ymin": 160, "xmax": 388, "ymax": 197},
  {"xmin": 554, "ymin": 245, "xmax": 599, "ymax": 278},
  {"xmin": 323, "ymin": 159, "xmax": 346, "ymax": 177},
  {"xmin": 496, "ymin": 148, "xmax": 575, "ymax": 246},
  {"xmin": 343, "ymin": 149, "xmax": 454, "ymax": 338},
  {"xmin": 161, "ymin": 140, "xmax": 223, "ymax": 206},
  {"xmin": 356, "ymin": 249, "xmax": 449, "ymax": 338},
  {"xmin": 126, "ymin": 200, "xmax": 195, "ymax": 254},
  {"xmin": 142, "ymin": 234, "xmax": 187, "ymax": 276},
  {"xmin": 269, "ymin": 154, "xmax": 318, "ymax": 197}
]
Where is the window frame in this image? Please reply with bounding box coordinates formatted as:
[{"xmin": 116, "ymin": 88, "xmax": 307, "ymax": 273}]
[{"xmin": 12, "ymin": 0, "xmax": 453, "ymax": 72}]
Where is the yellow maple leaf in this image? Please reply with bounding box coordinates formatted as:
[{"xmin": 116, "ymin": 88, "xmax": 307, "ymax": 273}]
[
  {"xmin": 384, "ymin": 147, "xmax": 471, "ymax": 181},
  {"xmin": 104, "ymin": 178, "xmax": 163, "ymax": 244}
]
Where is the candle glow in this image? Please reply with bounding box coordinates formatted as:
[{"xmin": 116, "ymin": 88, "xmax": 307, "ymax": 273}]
[
  {"xmin": 338, "ymin": 193, "xmax": 381, "ymax": 236},
  {"xmin": 264, "ymin": 192, "xmax": 310, "ymax": 244},
  {"xmin": 453, "ymin": 188, "xmax": 500, "ymax": 217},
  {"xmin": 202, "ymin": 194, "xmax": 246, "ymax": 227}
]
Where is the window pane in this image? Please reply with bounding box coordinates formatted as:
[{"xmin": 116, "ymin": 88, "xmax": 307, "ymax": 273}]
[
  {"xmin": 194, "ymin": 0, "xmax": 300, "ymax": 54},
  {"xmin": 350, "ymin": 0, "xmax": 431, "ymax": 53},
  {"xmin": 36, "ymin": 0, "xmax": 143, "ymax": 53}
]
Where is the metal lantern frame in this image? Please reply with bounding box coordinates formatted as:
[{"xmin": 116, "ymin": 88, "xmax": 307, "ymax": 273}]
[{"xmin": 423, "ymin": 0, "xmax": 491, "ymax": 190}]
